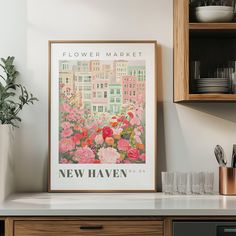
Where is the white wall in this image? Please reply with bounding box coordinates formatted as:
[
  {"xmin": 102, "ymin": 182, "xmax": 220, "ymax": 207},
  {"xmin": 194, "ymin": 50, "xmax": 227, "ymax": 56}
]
[{"xmin": 0, "ymin": 0, "xmax": 235, "ymax": 192}]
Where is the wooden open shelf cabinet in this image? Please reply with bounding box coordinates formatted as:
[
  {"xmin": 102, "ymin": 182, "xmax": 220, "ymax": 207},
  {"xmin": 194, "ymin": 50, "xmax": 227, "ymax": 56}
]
[{"xmin": 174, "ymin": 0, "xmax": 236, "ymax": 102}]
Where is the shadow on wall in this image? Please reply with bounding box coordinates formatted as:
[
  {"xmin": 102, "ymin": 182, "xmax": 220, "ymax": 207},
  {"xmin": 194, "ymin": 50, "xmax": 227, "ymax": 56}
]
[
  {"xmin": 156, "ymin": 44, "xmax": 167, "ymax": 192},
  {"xmin": 182, "ymin": 103, "xmax": 236, "ymax": 124}
]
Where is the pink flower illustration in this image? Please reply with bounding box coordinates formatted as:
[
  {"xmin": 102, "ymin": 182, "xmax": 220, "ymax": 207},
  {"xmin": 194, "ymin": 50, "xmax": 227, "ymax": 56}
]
[
  {"xmin": 95, "ymin": 134, "xmax": 104, "ymax": 145},
  {"xmin": 60, "ymin": 158, "xmax": 72, "ymax": 164},
  {"xmin": 127, "ymin": 148, "xmax": 140, "ymax": 159},
  {"xmin": 61, "ymin": 122, "xmax": 71, "ymax": 130},
  {"xmin": 61, "ymin": 103, "xmax": 71, "ymax": 113},
  {"xmin": 66, "ymin": 113, "xmax": 76, "ymax": 121},
  {"xmin": 74, "ymin": 156, "xmax": 95, "ymax": 164},
  {"xmin": 130, "ymin": 117, "xmax": 141, "ymax": 126},
  {"xmin": 127, "ymin": 111, "xmax": 134, "ymax": 119},
  {"xmin": 139, "ymin": 154, "xmax": 146, "ymax": 162},
  {"xmin": 61, "ymin": 128, "xmax": 73, "ymax": 138},
  {"xmin": 59, "ymin": 138, "xmax": 75, "ymax": 153},
  {"xmin": 72, "ymin": 133, "xmax": 83, "ymax": 144},
  {"xmin": 98, "ymin": 147, "xmax": 120, "ymax": 164},
  {"xmin": 135, "ymin": 106, "xmax": 144, "ymax": 118},
  {"xmin": 135, "ymin": 135, "xmax": 142, "ymax": 144},
  {"xmin": 102, "ymin": 126, "xmax": 113, "ymax": 139},
  {"xmin": 134, "ymin": 128, "xmax": 141, "ymax": 136},
  {"xmin": 74, "ymin": 147, "xmax": 95, "ymax": 162},
  {"xmin": 117, "ymin": 139, "xmax": 130, "ymax": 151}
]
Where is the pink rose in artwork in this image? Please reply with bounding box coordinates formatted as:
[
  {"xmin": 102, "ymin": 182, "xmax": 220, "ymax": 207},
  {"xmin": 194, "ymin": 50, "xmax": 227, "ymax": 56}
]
[
  {"xmin": 74, "ymin": 156, "xmax": 95, "ymax": 164},
  {"xmin": 74, "ymin": 147, "xmax": 95, "ymax": 164},
  {"xmin": 98, "ymin": 147, "xmax": 120, "ymax": 164},
  {"xmin": 95, "ymin": 134, "xmax": 104, "ymax": 145},
  {"xmin": 102, "ymin": 126, "xmax": 113, "ymax": 139},
  {"xmin": 61, "ymin": 122, "xmax": 71, "ymax": 130},
  {"xmin": 124, "ymin": 159, "xmax": 131, "ymax": 164},
  {"xmin": 61, "ymin": 128, "xmax": 73, "ymax": 138},
  {"xmin": 127, "ymin": 148, "xmax": 140, "ymax": 159},
  {"xmin": 72, "ymin": 133, "xmax": 83, "ymax": 144},
  {"xmin": 135, "ymin": 135, "xmax": 142, "ymax": 144},
  {"xmin": 59, "ymin": 138, "xmax": 75, "ymax": 153},
  {"xmin": 60, "ymin": 158, "xmax": 72, "ymax": 164},
  {"xmin": 134, "ymin": 128, "xmax": 142, "ymax": 143},
  {"xmin": 138, "ymin": 126, "xmax": 144, "ymax": 133},
  {"xmin": 127, "ymin": 111, "xmax": 134, "ymax": 119},
  {"xmin": 134, "ymin": 128, "xmax": 141, "ymax": 136},
  {"xmin": 139, "ymin": 154, "xmax": 146, "ymax": 162},
  {"xmin": 61, "ymin": 103, "xmax": 71, "ymax": 113},
  {"xmin": 117, "ymin": 139, "xmax": 130, "ymax": 151},
  {"xmin": 66, "ymin": 113, "xmax": 76, "ymax": 121},
  {"xmin": 130, "ymin": 117, "xmax": 141, "ymax": 126}
]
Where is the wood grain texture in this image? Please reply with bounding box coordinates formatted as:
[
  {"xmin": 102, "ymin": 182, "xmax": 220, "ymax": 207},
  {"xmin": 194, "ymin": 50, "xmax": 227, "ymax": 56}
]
[
  {"xmin": 188, "ymin": 94, "xmax": 236, "ymax": 102},
  {"xmin": 164, "ymin": 218, "xmax": 172, "ymax": 236},
  {"xmin": 174, "ymin": 0, "xmax": 189, "ymax": 102},
  {"xmin": 14, "ymin": 220, "xmax": 163, "ymax": 236},
  {"xmin": 5, "ymin": 218, "xmax": 13, "ymax": 236},
  {"xmin": 189, "ymin": 23, "xmax": 236, "ymax": 30}
]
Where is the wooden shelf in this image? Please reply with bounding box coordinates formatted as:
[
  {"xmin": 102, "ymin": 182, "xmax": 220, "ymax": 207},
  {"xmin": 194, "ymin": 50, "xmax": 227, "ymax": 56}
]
[
  {"xmin": 189, "ymin": 23, "xmax": 236, "ymax": 30},
  {"xmin": 186, "ymin": 94, "xmax": 236, "ymax": 102},
  {"xmin": 174, "ymin": 0, "xmax": 236, "ymax": 102}
]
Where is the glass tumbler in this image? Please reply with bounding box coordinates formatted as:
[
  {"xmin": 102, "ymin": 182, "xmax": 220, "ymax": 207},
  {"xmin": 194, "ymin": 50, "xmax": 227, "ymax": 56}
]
[
  {"xmin": 177, "ymin": 173, "xmax": 187, "ymax": 194},
  {"xmin": 204, "ymin": 172, "xmax": 214, "ymax": 194},
  {"xmin": 161, "ymin": 172, "xmax": 174, "ymax": 194},
  {"xmin": 192, "ymin": 172, "xmax": 200, "ymax": 194}
]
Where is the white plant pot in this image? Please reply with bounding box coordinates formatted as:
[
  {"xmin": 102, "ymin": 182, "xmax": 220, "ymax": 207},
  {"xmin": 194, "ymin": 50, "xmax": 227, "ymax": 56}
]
[{"xmin": 0, "ymin": 125, "xmax": 15, "ymax": 202}]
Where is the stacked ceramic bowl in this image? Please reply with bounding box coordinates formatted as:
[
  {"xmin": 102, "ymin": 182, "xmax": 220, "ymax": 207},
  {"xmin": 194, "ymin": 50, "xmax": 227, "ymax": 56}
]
[
  {"xmin": 195, "ymin": 6, "xmax": 234, "ymax": 23},
  {"xmin": 196, "ymin": 78, "xmax": 230, "ymax": 93}
]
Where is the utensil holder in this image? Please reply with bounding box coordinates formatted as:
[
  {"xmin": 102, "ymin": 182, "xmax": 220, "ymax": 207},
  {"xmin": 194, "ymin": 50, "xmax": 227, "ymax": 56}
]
[{"xmin": 219, "ymin": 167, "xmax": 236, "ymax": 195}]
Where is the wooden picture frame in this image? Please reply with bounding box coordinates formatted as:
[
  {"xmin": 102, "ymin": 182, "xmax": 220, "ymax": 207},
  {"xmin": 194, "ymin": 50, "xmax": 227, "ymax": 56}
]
[{"xmin": 48, "ymin": 40, "xmax": 157, "ymax": 192}]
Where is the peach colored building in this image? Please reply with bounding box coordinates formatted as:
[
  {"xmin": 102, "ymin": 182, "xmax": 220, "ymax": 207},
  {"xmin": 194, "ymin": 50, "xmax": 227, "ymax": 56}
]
[
  {"xmin": 113, "ymin": 60, "xmax": 128, "ymax": 82},
  {"xmin": 74, "ymin": 71, "xmax": 92, "ymax": 110},
  {"xmin": 122, "ymin": 75, "xmax": 145, "ymax": 105},
  {"xmin": 59, "ymin": 61, "xmax": 74, "ymax": 97},
  {"xmin": 122, "ymin": 75, "xmax": 137, "ymax": 104}
]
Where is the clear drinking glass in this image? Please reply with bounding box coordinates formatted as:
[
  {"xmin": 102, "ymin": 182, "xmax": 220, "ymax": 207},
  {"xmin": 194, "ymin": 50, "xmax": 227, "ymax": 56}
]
[
  {"xmin": 177, "ymin": 173, "xmax": 187, "ymax": 194},
  {"xmin": 190, "ymin": 61, "xmax": 201, "ymax": 80},
  {"xmin": 199, "ymin": 172, "xmax": 205, "ymax": 194},
  {"xmin": 173, "ymin": 172, "xmax": 178, "ymax": 194},
  {"xmin": 229, "ymin": 61, "xmax": 236, "ymax": 93},
  {"xmin": 204, "ymin": 172, "xmax": 214, "ymax": 194},
  {"xmin": 161, "ymin": 172, "xmax": 174, "ymax": 194},
  {"xmin": 192, "ymin": 172, "xmax": 200, "ymax": 194},
  {"xmin": 186, "ymin": 172, "xmax": 192, "ymax": 195}
]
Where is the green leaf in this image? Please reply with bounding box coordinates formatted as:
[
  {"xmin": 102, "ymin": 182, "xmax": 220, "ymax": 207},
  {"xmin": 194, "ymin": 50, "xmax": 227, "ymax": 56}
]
[{"xmin": 0, "ymin": 56, "xmax": 38, "ymax": 127}]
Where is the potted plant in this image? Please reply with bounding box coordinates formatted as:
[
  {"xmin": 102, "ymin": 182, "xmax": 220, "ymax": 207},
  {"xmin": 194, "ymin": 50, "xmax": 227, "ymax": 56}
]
[
  {"xmin": 0, "ymin": 56, "xmax": 38, "ymax": 200},
  {"xmin": 0, "ymin": 56, "xmax": 38, "ymax": 127}
]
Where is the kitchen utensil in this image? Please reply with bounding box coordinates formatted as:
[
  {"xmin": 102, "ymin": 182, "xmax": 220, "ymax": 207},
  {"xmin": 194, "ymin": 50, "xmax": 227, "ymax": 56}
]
[
  {"xmin": 195, "ymin": 6, "xmax": 234, "ymax": 22},
  {"xmin": 231, "ymin": 144, "xmax": 236, "ymax": 168},
  {"xmin": 219, "ymin": 166, "xmax": 236, "ymax": 195},
  {"xmin": 214, "ymin": 145, "xmax": 227, "ymax": 167}
]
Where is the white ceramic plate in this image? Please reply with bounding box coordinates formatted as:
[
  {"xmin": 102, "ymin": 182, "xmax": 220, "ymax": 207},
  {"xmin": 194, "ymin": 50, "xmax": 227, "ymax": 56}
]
[{"xmin": 195, "ymin": 6, "xmax": 234, "ymax": 23}]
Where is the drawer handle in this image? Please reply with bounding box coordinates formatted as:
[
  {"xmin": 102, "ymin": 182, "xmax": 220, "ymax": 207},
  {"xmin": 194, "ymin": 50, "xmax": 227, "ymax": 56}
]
[
  {"xmin": 224, "ymin": 228, "xmax": 236, "ymax": 233},
  {"xmin": 80, "ymin": 225, "xmax": 103, "ymax": 230}
]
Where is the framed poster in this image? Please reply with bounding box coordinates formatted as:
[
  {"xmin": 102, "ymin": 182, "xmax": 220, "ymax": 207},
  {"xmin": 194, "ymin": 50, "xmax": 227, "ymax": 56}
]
[{"xmin": 49, "ymin": 41, "xmax": 157, "ymax": 192}]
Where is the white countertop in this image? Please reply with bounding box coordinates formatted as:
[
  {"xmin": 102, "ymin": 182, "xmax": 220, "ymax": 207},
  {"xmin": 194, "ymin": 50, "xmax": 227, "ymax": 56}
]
[{"xmin": 0, "ymin": 193, "xmax": 236, "ymax": 216}]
